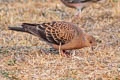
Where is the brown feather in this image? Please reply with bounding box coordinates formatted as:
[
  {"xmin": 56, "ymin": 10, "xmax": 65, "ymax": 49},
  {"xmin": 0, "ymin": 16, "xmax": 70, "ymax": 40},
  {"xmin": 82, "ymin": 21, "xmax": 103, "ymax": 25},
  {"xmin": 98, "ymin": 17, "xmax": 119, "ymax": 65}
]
[{"xmin": 8, "ymin": 21, "xmax": 96, "ymax": 53}]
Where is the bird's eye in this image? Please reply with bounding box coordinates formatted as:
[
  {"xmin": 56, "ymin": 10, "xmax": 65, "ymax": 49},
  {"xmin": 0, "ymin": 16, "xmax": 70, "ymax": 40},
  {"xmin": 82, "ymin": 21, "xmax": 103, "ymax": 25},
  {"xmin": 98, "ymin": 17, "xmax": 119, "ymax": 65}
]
[{"xmin": 89, "ymin": 41, "xmax": 92, "ymax": 44}]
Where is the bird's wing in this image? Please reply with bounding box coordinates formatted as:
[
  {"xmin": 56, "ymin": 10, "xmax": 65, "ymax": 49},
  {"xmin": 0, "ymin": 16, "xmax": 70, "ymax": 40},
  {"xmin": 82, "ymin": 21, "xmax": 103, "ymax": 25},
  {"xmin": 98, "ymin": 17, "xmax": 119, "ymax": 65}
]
[{"xmin": 22, "ymin": 21, "xmax": 76, "ymax": 45}]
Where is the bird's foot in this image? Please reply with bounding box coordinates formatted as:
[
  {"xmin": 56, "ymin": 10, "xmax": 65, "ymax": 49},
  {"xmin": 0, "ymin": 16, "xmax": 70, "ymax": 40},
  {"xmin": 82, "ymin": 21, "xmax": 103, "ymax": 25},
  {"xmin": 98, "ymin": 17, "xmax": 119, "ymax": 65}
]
[
  {"xmin": 71, "ymin": 14, "xmax": 82, "ymax": 22},
  {"xmin": 59, "ymin": 50, "xmax": 71, "ymax": 57}
]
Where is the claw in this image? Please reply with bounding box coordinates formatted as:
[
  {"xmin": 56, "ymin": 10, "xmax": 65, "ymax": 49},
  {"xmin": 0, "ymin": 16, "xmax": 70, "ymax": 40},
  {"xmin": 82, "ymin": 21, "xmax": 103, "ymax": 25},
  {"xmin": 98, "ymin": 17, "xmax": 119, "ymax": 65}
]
[{"xmin": 59, "ymin": 50, "xmax": 71, "ymax": 57}]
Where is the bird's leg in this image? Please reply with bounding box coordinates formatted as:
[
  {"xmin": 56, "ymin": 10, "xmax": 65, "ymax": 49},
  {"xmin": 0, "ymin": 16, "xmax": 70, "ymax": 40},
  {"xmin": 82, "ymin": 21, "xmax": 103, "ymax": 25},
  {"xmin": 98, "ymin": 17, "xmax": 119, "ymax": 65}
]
[
  {"xmin": 75, "ymin": 8, "xmax": 82, "ymax": 18},
  {"xmin": 60, "ymin": 50, "xmax": 71, "ymax": 57},
  {"xmin": 58, "ymin": 42, "xmax": 63, "ymax": 56},
  {"xmin": 60, "ymin": 50, "xmax": 66, "ymax": 57},
  {"xmin": 58, "ymin": 42, "xmax": 62, "ymax": 54},
  {"xmin": 58, "ymin": 43, "xmax": 69, "ymax": 57},
  {"xmin": 58, "ymin": 43, "xmax": 65, "ymax": 56},
  {"xmin": 71, "ymin": 7, "xmax": 83, "ymax": 22}
]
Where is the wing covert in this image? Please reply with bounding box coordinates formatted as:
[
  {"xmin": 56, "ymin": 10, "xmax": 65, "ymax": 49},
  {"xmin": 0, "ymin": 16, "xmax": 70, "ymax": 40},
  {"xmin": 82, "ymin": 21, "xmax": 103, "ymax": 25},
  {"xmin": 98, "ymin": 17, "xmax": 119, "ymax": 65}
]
[{"xmin": 37, "ymin": 21, "xmax": 76, "ymax": 45}]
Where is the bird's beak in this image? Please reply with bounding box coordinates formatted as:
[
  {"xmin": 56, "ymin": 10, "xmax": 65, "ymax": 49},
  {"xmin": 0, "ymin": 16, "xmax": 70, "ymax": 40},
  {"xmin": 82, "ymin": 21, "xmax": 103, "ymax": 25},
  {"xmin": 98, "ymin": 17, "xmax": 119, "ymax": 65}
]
[
  {"xmin": 93, "ymin": 42, "xmax": 97, "ymax": 46},
  {"xmin": 91, "ymin": 46, "xmax": 96, "ymax": 51},
  {"xmin": 91, "ymin": 42, "xmax": 97, "ymax": 51}
]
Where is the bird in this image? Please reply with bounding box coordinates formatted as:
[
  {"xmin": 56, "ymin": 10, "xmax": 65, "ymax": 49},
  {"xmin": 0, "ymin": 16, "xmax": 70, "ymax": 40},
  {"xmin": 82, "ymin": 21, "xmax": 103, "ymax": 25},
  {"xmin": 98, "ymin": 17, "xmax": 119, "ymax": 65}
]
[
  {"xmin": 60, "ymin": 0, "xmax": 102, "ymax": 19},
  {"xmin": 8, "ymin": 21, "xmax": 96, "ymax": 56}
]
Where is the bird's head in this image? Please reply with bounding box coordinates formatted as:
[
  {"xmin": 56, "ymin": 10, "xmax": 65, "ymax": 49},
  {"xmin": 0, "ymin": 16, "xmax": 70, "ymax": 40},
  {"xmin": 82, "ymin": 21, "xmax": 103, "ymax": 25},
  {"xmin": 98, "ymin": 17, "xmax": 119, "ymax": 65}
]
[{"xmin": 83, "ymin": 34, "xmax": 97, "ymax": 47}]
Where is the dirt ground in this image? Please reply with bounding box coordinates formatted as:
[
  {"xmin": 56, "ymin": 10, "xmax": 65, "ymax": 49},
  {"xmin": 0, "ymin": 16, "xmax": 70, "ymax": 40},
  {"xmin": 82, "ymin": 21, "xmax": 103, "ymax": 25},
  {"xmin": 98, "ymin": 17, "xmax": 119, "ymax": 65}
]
[{"xmin": 0, "ymin": 0, "xmax": 120, "ymax": 80}]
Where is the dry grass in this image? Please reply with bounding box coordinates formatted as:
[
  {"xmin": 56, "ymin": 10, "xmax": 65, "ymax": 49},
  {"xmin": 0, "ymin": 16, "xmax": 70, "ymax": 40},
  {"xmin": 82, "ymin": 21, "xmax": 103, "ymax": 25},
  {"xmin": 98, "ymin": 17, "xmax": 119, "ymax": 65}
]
[{"xmin": 0, "ymin": 0, "xmax": 120, "ymax": 80}]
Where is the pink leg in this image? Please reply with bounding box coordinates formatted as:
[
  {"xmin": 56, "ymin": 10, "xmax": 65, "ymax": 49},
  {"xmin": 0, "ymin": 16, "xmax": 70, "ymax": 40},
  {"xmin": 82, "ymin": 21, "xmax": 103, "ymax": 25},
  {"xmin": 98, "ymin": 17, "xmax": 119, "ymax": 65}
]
[
  {"xmin": 59, "ymin": 50, "xmax": 70, "ymax": 57},
  {"xmin": 71, "ymin": 8, "xmax": 82, "ymax": 22}
]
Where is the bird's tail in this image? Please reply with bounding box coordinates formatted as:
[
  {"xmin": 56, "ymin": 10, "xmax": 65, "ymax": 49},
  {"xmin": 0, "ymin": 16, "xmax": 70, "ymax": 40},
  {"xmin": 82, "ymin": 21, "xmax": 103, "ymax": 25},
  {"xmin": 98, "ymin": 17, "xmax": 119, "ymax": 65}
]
[
  {"xmin": 8, "ymin": 23, "xmax": 40, "ymax": 35},
  {"xmin": 8, "ymin": 26, "xmax": 26, "ymax": 32}
]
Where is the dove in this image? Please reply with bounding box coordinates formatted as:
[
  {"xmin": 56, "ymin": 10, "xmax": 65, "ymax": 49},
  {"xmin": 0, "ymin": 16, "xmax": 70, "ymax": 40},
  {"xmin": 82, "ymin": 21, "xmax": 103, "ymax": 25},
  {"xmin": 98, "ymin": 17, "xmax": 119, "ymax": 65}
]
[
  {"xmin": 60, "ymin": 0, "xmax": 102, "ymax": 18},
  {"xmin": 8, "ymin": 21, "xmax": 96, "ymax": 55}
]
